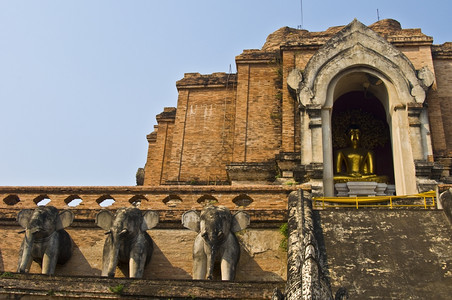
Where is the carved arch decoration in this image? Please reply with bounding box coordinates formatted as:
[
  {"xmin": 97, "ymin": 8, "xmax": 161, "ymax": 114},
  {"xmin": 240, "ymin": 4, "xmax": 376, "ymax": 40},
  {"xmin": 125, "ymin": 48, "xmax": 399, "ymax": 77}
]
[
  {"xmin": 299, "ymin": 19, "xmax": 426, "ymax": 108},
  {"xmin": 294, "ymin": 19, "xmax": 433, "ymax": 196}
]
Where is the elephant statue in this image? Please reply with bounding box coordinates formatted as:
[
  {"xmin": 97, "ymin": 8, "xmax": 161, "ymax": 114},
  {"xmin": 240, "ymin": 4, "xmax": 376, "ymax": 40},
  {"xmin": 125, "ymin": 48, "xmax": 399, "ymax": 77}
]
[
  {"xmin": 182, "ymin": 205, "xmax": 250, "ymax": 280},
  {"xmin": 95, "ymin": 207, "xmax": 159, "ymax": 278},
  {"xmin": 17, "ymin": 206, "xmax": 74, "ymax": 275}
]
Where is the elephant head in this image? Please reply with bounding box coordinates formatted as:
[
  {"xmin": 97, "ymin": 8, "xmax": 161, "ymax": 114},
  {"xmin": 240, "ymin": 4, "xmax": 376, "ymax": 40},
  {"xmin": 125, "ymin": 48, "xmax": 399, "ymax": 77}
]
[
  {"xmin": 17, "ymin": 206, "xmax": 74, "ymax": 275},
  {"xmin": 95, "ymin": 207, "xmax": 159, "ymax": 278},
  {"xmin": 182, "ymin": 205, "xmax": 250, "ymax": 280}
]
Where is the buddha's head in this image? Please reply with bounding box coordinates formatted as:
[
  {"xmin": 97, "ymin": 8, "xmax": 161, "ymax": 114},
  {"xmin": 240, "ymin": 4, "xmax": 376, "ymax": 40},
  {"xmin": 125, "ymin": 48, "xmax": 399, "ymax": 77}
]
[{"xmin": 348, "ymin": 125, "xmax": 361, "ymax": 148}]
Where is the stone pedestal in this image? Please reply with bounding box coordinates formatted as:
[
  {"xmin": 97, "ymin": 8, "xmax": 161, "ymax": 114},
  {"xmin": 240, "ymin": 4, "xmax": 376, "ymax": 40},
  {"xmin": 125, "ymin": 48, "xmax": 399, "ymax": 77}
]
[
  {"xmin": 346, "ymin": 182, "xmax": 378, "ymax": 197},
  {"xmin": 334, "ymin": 183, "xmax": 349, "ymax": 197},
  {"xmin": 386, "ymin": 184, "xmax": 396, "ymax": 195},
  {"xmin": 375, "ymin": 183, "xmax": 388, "ymax": 196},
  {"xmin": 334, "ymin": 182, "xmax": 396, "ymax": 197}
]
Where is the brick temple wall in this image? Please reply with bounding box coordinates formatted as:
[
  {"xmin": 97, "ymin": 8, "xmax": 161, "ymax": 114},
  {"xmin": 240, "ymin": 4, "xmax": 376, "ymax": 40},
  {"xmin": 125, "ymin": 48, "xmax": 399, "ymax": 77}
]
[
  {"xmin": 429, "ymin": 54, "xmax": 452, "ymax": 157},
  {"xmin": 233, "ymin": 61, "xmax": 282, "ymax": 163},
  {"xmin": 164, "ymin": 74, "xmax": 237, "ymax": 183},
  {"xmin": 0, "ymin": 185, "xmax": 303, "ymax": 282},
  {"xmin": 144, "ymin": 108, "xmax": 176, "ymax": 185}
]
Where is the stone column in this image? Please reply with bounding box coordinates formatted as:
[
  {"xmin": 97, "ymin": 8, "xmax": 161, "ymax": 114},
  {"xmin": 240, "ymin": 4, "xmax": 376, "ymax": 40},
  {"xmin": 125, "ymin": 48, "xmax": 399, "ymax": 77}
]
[{"xmin": 321, "ymin": 108, "xmax": 334, "ymax": 197}]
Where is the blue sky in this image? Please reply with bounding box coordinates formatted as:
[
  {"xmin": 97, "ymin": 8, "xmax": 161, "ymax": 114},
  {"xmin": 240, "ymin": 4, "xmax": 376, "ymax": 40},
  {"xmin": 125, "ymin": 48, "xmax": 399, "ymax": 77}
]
[{"xmin": 0, "ymin": 0, "xmax": 450, "ymax": 186}]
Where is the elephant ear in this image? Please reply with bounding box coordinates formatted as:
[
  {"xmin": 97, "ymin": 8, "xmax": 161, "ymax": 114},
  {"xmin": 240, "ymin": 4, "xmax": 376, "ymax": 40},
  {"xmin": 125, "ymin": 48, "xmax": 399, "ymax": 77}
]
[
  {"xmin": 95, "ymin": 210, "xmax": 114, "ymax": 231},
  {"xmin": 142, "ymin": 211, "xmax": 159, "ymax": 231},
  {"xmin": 17, "ymin": 209, "xmax": 34, "ymax": 229},
  {"xmin": 231, "ymin": 211, "xmax": 250, "ymax": 233},
  {"xmin": 56, "ymin": 210, "xmax": 74, "ymax": 230},
  {"xmin": 182, "ymin": 210, "xmax": 200, "ymax": 232}
]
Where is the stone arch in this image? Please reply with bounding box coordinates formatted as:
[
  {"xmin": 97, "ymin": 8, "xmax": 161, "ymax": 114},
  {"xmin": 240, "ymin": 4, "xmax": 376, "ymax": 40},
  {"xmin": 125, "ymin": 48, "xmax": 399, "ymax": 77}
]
[
  {"xmin": 297, "ymin": 19, "xmax": 431, "ymax": 196},
  {"xmin": 300, "ymin": 20, "xmax": 424, "ymax": 107}
]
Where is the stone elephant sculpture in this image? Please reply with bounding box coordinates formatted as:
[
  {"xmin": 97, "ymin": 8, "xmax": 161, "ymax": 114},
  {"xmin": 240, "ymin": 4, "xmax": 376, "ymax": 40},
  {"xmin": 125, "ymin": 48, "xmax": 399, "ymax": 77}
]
[
  {"xmin": 17, "ymin": 206, "xmax": 74, "ymax": 275},
  {"xmin": 182, "ymin": 205, "xmax": 250, "ymax": 280},
  {"xmin": 95, "ymin": 207, "xmax": 159, "ymax": 278}
]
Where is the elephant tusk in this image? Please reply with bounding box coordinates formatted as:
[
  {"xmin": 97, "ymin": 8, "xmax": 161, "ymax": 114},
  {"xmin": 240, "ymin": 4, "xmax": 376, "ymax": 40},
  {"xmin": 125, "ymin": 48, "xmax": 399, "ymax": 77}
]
[
  {"xmin": 119, "ymin": 229, "xmax": 128, "ymax": 236},
  {"xmin": 30, "ymin": 228, "xmax": 40, "ymax": 234}
]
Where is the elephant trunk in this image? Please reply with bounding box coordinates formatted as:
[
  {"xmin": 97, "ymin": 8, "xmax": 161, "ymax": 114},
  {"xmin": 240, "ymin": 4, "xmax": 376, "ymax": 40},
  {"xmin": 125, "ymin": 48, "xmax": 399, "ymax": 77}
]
[
  {"xmin": 207, "ymin": 246, "xmax": 217, "ymax": 280},
  {"xmin": 205, "ymin": 230, "xmax": 224, "ymax": 280},
  {"xmin": 18, "ymin": 228, "xmax": 39, "ymax": 273},
  {"xmin": 104, "ymin": 230, "xmax": 127, "ymax": 278},
  {"xmin": 106, "ymin": 244, "xmax": 120, "ymax": 278}
]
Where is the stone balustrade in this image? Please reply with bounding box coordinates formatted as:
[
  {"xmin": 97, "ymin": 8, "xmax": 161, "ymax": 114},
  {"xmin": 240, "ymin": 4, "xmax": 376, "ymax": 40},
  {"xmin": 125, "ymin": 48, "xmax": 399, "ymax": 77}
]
[{"xmin": 0, "ymin": 184, "xmax": 310, "ymax": 211}]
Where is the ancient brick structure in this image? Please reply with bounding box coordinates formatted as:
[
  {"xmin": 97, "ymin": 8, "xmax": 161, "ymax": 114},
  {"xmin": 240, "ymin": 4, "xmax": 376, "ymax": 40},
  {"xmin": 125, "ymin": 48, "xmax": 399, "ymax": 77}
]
[
  {"xmin": 144, "ymin": 19, "xmax": 452, "ymax": 197},
  {"xmin": 1, "ymin": 19, "xmax": 452, "ymax": 299}
]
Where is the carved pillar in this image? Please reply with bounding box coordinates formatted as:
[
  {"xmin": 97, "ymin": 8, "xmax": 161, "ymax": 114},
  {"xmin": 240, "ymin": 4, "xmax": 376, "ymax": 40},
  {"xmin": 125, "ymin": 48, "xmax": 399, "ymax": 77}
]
[
  {"xmin": 408, "ymin": 103, "xmax": 424, "ymax": 161},
  {"xmin": 306, "ymin": 104, "xmax": 323, "ymax": 163}
]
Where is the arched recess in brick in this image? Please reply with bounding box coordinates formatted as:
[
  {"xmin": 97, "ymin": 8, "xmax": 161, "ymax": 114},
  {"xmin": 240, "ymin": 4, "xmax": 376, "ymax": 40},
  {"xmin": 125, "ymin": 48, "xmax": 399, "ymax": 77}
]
[
  {"xmin": 232, "ymin": 194, "xmax": 253, "ymax": 207},
  {"xmin": 197, "ymin": 194, "xmax": 218, "ymax": 206},
  {"xmin": 96, "ymin": 195, "xmax": 115, "ymax": 207},
  {"xmin": 297, "ymin": 19, "xmax": 430, "ymax": 196},
  {"xmin": 129, "ymin": 195, "xmax": 148, "ymax": 207},
  {"xmin": 162, "ymin": 195, "xmax": 182, "ymax": 208},
  {"xmin": 64, "ymin": 195, "xmax": 83, "ymax": 207},
  {"xmin": 34, "ymin": 195, "xmax": 51, "ymax": 206},
  {"xmin": 3, "ymin": 194, "xmax": 20, "ymax": 206}
]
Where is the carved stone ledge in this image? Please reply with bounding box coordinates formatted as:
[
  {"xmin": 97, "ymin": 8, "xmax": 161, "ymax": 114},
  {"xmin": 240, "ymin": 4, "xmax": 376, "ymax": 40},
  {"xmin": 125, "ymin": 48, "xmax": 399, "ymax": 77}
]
[
  {"xmin": 415, "ymin": 160, "xmax": 443, "ymax": 180},
  {"xmin": 226, "ymin": 162, "xmax": 277, "ymax": 185},
  {"xmin": 305, "ymin": 163, "xmax": 323, "ymax": 180},
  {"xmin": 276, "ymin": 152, "xmax": 301, "ymax": 179}
]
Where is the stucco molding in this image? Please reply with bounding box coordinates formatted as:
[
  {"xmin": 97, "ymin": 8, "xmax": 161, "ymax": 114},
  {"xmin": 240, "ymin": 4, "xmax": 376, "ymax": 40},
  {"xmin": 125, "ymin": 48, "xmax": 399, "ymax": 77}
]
[{"xmin": 297, "ymin": 19, "xmax": 425, "ymax": 107}]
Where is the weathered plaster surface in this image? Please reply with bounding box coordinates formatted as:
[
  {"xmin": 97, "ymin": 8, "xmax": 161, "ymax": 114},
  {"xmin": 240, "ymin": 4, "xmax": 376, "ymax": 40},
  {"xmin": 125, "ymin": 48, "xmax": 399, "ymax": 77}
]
[{"xmin": 316, "ymin": 209, "xmax": 452, "ymax": 299}]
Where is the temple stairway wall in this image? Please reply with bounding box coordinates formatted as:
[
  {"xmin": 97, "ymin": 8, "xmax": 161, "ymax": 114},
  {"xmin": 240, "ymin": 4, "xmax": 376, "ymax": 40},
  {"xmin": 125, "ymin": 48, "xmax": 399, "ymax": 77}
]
[{"xmin": 315, "ymin": 209, "xmax": 452, "ymax": 299}]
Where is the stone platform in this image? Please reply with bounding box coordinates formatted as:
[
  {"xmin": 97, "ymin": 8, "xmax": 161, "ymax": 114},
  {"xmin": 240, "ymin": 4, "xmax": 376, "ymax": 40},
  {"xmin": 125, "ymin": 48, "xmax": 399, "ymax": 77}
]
[{"xmin": 335, "ymin": 182, "xmax": 396, "ymax": 197}]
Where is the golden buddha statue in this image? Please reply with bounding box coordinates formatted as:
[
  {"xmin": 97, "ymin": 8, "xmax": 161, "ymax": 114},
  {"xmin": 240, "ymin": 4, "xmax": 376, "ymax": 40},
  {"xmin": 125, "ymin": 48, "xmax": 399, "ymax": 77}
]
[{"xmin": 334, "ymin": 127, "xmax": 388, "ymax": 183}]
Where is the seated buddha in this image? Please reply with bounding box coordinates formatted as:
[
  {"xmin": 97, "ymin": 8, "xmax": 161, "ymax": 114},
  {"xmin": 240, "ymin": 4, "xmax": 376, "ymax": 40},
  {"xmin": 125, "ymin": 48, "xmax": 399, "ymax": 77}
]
[{"xmin": 334, "ymin": 126, "xmax": 388, "ymax": 183}]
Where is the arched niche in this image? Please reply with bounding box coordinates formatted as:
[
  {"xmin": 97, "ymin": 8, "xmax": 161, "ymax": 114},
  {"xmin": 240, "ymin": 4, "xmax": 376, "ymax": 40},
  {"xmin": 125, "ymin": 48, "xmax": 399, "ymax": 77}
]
[
  {"xmin": 296, "ymin": 19, "xmax": 432, "ymax": 196},
  {"xmin": 331, "ymin": 76, "xmax": 395, "ymax": 185},
  {"xmin": 321, "ymin": 67, "xmax": 417, "ymax": 196}
]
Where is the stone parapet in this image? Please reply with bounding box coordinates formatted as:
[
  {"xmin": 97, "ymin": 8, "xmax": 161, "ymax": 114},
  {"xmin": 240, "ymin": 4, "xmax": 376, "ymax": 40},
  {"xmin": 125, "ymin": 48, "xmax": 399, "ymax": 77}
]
[{"xmin": 0, "ymin": 185, "xmax": 309, "ymax": 210}]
